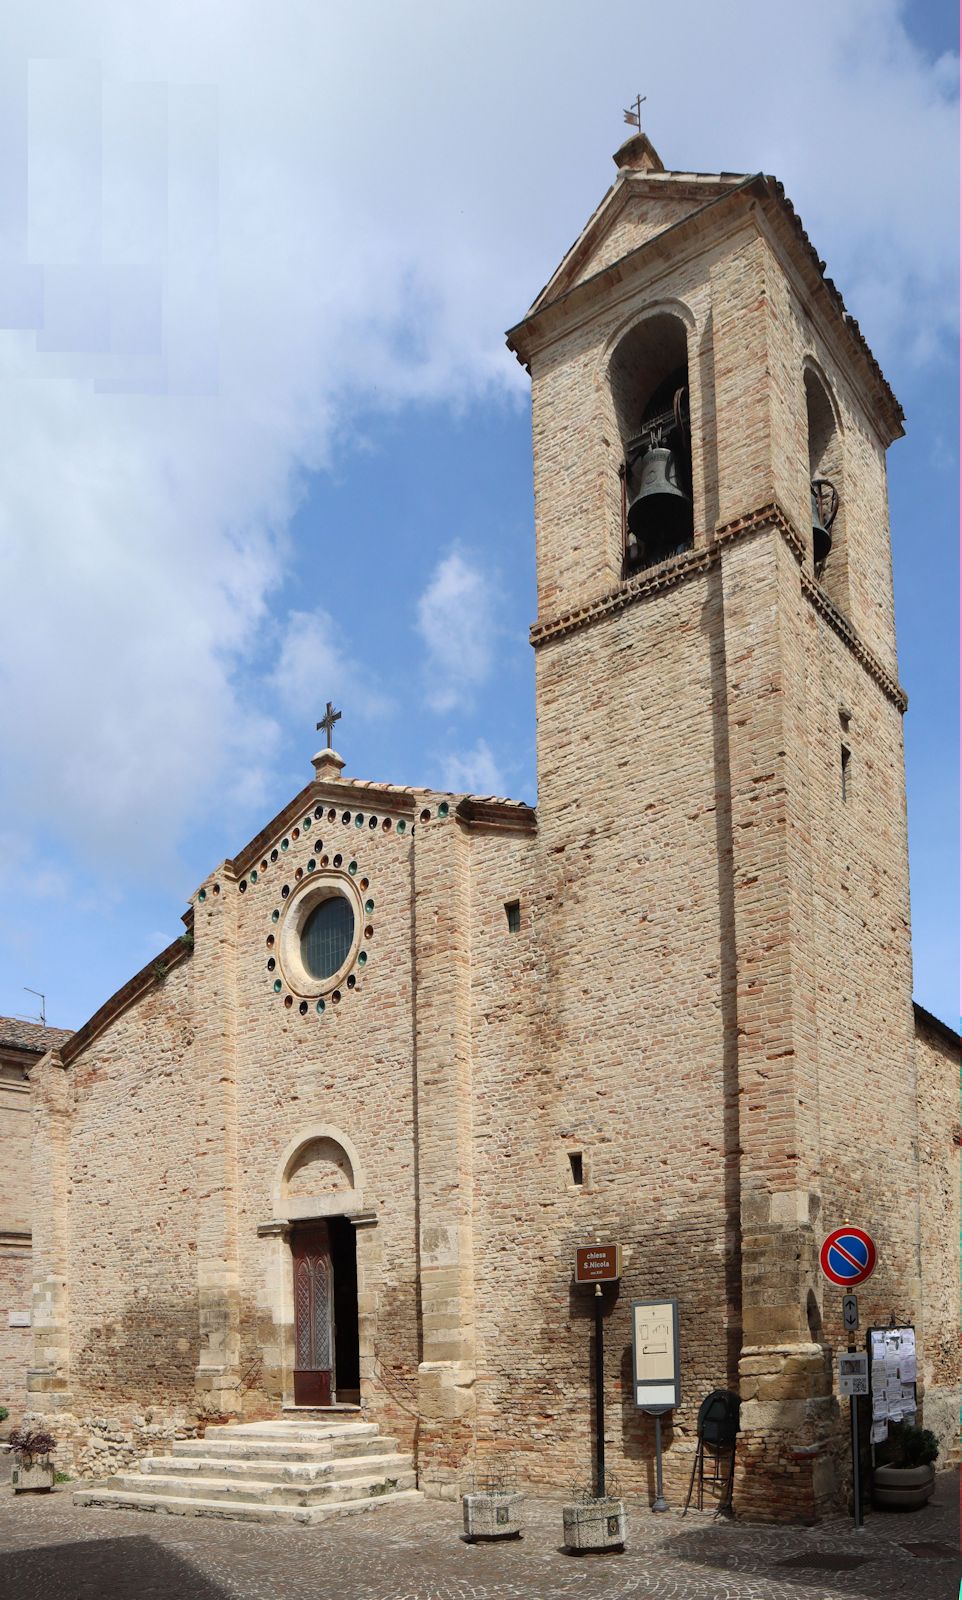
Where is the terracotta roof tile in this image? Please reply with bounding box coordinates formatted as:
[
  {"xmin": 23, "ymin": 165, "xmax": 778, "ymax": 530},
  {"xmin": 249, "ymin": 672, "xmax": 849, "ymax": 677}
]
[{"xmin": 0, "ymin": 1018, "xmax": 73, "ymax": 1054}]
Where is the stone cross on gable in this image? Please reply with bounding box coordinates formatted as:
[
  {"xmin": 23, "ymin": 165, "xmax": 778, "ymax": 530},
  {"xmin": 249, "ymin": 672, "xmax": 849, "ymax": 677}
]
[{"xmin": 316, "ymin": 701, "xmax": 342, "ymax": 749}]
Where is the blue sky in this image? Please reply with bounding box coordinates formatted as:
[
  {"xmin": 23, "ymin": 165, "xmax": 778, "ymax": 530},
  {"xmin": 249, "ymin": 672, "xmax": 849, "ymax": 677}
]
[{"xmin": 0, "ymin": 0, "xmax": 958, "ymax": 1032}]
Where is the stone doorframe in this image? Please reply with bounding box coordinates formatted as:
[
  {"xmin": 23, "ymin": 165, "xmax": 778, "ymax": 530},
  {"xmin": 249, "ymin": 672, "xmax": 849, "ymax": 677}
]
[{"xmin": 257, "ymin": 1125, "xmax": 377, "ymax": 1409}]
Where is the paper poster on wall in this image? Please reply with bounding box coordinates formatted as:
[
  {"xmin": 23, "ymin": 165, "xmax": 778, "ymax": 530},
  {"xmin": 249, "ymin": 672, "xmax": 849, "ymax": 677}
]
[{"xmin": 868, "ymin": 1326, "xmax": 917, "ymax": 1425}]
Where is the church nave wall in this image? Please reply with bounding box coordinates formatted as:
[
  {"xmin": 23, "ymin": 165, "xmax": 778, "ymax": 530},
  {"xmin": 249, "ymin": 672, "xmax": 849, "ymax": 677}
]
[{"xmin": 29, "ymin": 958, "xmax": 201, "ymax": 1475}]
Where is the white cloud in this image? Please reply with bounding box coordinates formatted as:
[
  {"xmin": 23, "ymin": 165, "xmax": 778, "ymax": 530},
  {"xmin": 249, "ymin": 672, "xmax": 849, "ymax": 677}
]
[
  {"xmin": 438, "ymin": 739, "xmax": 505, "ymax": 799},
  {"xmin": 0, "ymin": 0, "xmax": 956, "ymax": 892},
  {"xmin": 268, "ymin": 608, "xmax": 390, "ymax": 728},
  {"xmin": 415, "ymin": 551, "xmax": 498, "ymax": 713}
]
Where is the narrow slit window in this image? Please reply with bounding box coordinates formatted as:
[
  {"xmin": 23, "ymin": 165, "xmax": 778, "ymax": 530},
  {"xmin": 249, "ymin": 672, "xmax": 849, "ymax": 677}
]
[
  {"xmin": 841, "ymin": 744, "xmax": 851, "ymax": 802},
  {"xmin": 568, "ymin": 1151, "xmax": 583, "ymax": 1186},
  {"xmin": 505, "ymin": 900, "xmax": 521, "ymax": 933}
]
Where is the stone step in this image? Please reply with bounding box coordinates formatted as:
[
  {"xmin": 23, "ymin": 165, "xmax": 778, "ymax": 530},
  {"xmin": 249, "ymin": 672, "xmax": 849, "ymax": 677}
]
[
  {"xmin": 73, "ymin": 1486, "xmax": 422, "ymax": 1525},
  {"xmin": 140, "ymin": 1450, "xmax": 411, "ymax": 1485},
  {"xmin": 173, "ymin": 1433, "xmax": 398, "ymax": 1463},
  {"xmin": 281, "ymin": 1404, "xmax": 360, "ymax": 1417},
  {"xmin": 213, "ymin": 1421, "xmax": 378, "ymax": 1442},
  {"xmin": 114, "ymin": 1467, "xmax": 417, "ymax": 1505}
]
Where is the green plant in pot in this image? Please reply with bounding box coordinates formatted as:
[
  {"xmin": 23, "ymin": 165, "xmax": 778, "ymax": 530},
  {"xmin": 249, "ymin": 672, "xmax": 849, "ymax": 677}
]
[
  {"xmin": 872, "ymin": 1423, "xmax": 939, "ymax": 1510},
  {"xmin": 9, "ymin": 1426, "xmax": 57, "ymax": 1494}
]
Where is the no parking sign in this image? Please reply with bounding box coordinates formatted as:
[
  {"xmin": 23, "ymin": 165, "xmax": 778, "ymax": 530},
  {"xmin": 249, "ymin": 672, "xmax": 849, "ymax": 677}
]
[{"xmin": 819, "ymin": 1226, "xmax": 877, "ymax": 1288}]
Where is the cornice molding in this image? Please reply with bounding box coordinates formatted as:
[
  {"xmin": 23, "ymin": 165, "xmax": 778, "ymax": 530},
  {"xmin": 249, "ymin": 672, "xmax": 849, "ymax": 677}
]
[
  {"xmin": 60, "ymin": 934, "xmax": 192, "ymax": 1069},
  {"xmin": 530, "ymin": 502, "xmax": 792, "ymax": 646},
  {"xmin": 530, "ymin": 502, "xmax": 907, "ymax": 712},
  {"xmin": 799, "ymin": 570, "xmax": 907, "ymax": 711},
  {"xmin": 455, "ymin": 796, "xmax": 537, "ymax": 835}
]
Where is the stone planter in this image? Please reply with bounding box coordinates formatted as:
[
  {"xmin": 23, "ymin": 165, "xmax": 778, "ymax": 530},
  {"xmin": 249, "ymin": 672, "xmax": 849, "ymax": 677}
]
[
  {"xmin": 871, "ymin": 1463, "xmax": 936, "ymax": 1511},
  {"xmin": 562, "ymin": 1497, "xmax": 626, "ymax": 1553},
  {"xmin": 12, "ymin": 1455, "xmax": 55, "ymax": 1493},
  {"xmin": 462, "ymin": 1491, "xmax": 523, "ymax": 1540}
]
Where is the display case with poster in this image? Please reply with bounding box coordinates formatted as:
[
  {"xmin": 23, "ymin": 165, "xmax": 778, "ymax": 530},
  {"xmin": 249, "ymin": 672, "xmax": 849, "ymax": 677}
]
[
  {"xmin": 867, "ymin": 1325, "xmax": 917, "ymax": 1445},
  {"xmin": 631, "ymin": 1298, "xmax": 680, "ymax": 1412}
]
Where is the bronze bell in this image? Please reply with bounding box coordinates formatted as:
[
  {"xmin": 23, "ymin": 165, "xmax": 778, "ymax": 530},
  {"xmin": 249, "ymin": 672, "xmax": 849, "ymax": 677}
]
[
  {"xmin": 626, "ymin": 444, "xmax": 692, "ymax": 546},
  {"xmin": 811, "ymin": 478, "xmax": 839, "ymax": 567}
]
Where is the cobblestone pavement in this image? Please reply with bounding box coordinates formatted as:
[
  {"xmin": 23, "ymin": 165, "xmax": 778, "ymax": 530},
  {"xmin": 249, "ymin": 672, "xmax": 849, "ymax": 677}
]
[{"xmin": 0, "ymin": 1473, "xmax": 958, "ymax": 1600}]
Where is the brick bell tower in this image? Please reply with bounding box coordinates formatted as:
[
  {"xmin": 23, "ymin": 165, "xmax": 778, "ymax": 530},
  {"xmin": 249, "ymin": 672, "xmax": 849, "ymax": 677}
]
[{"xmin": 508, "ymin": 132, "xmax": 915, "ymax": 1519}]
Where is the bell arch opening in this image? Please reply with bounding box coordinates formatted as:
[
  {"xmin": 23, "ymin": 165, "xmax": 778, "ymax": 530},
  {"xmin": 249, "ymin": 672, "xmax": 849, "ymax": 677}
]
[
  {"xmin": 805, "ymin": 364, "xmax": 846, "ymax": 604},
  {"xmin": 608, "ymin": 312, "xmax": 694, "ymax": 573}
]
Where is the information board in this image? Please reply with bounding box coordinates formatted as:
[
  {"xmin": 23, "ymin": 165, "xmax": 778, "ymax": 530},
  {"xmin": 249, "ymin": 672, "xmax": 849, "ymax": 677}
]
[
  {"xmin": 838, "ymin": 1352, "xmax": 869, "ymax": 1397},
  {"xmin": 867, "ymin": 1325, "xmax": 917, "ymax": 1444},
  {"xmin": 631, "ymin": 1298, "xmax": 680, "ymax": 1412}
]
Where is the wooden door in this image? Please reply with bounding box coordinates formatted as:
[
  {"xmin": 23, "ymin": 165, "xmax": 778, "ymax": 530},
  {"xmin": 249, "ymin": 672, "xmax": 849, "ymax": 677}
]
[{"xmin": 292, "ymin": 1224, "xmax": 334, "ymax": 1406}]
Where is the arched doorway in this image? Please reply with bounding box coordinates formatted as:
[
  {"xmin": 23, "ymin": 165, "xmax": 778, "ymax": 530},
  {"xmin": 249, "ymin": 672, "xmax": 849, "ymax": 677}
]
[
  {"xmin": 274, "ymin": 1128, "xmax": 366, "ymax": 1408},
  {"xmin": 290, "ymin": 1217, "xmax": 360, "ymax": 1405}
]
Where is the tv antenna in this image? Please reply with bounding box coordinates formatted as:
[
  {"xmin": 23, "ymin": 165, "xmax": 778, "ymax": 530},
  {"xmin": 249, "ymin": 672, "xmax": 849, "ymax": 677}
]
[{"xmin": 24, "ymin": 987, "xmax": 46, "ymax": 1025}]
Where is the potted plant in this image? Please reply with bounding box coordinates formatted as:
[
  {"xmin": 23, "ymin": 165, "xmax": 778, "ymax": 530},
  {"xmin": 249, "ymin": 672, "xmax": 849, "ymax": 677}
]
[
  {"xmin": 871, "ymin": 1423, "xmax": 939, "ymax": 1510},
  {"xmin": 562, "ymin": 1475, "xmax": 626, "ymax": 1554},
  {"xmin": 9, "ymin": 1427, "xmax": 57, "ymax": 1493},
  {"xmin": 462, "ymin": 1460, "xmax": 523, "ymax": 1541}
]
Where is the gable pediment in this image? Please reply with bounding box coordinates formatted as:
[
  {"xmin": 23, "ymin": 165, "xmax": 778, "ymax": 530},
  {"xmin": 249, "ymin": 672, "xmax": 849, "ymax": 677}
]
[{"xmin": 525, "ymin": 170, "xmax": 749, "ymax": 321}]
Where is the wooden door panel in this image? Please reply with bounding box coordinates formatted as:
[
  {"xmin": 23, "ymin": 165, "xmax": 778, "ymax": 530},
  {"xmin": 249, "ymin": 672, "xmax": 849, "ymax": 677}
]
[{"xmin": 292, "ymin": 1224, "xmax": 333, "ymax": 1405}]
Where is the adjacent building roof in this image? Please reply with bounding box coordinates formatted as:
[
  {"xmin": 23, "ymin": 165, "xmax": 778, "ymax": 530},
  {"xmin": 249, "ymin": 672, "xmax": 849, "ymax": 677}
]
[
  {"xmin": 913, "ymin": 1001, "xmax": 961, "ymax": 1053},
  {"xmin": 0, "ymin": 1018, "xmax": 73, "ymax": 1055}
]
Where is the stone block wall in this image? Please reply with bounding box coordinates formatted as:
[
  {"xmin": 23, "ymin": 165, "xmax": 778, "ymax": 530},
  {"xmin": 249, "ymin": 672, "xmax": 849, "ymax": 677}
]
[{"xmin": 0, "ymin": 1246, "xmax": 31, "ymax": 1423}]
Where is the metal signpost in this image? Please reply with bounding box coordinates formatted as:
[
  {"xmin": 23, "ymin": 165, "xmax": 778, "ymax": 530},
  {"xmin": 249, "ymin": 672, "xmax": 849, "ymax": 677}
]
[
  {"xmin": 631, "ymin": 1298, "xmax": 680, "ymax": 1512},
  {"xmin": 574, "ymin": 1245, "xmax": 621, "ymax": 1499},
  {"xmin": 820, "ymin": 1229, "xmax": 877, "ymax": 1529}
]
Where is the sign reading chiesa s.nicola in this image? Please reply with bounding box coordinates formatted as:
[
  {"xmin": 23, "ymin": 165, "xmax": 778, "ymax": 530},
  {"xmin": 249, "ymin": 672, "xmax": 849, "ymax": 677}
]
[{"xmin": 574, "ymin": 1244, "xmax": 622, "ymax": 1284}]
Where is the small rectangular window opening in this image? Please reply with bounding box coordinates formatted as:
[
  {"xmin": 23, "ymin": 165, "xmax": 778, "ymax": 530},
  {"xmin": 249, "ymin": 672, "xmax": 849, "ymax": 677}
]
[
  {"xmin": 505, "ymin": 899, "xmax": 521, "ymax": 933},
  {"xmin": 841, "ymin": 744, "xmax": 851, "ymax": 802},
  {"xmin": 568, "ymin": 1151, "xmax": 584, "ymax": 1186}
]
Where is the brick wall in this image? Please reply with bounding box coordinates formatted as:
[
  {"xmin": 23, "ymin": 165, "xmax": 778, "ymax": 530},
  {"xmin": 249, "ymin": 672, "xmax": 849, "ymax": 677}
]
[{"xmin": 915, "ymin": 1012, "xmax": 961, "ymax": 1458}]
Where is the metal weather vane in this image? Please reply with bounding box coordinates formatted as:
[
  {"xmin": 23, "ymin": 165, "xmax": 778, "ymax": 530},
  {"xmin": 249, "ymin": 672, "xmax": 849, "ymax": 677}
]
[{"xmin": 623, "ymin": 93, "xmax": 646, "ymax": 132}]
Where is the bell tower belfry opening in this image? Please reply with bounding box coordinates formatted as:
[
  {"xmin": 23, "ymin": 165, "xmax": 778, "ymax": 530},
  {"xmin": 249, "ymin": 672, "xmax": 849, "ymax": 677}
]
[
  {"xmin": 609, "ymin": 313, "xmax": 694, "ymax": 572},
  {"xmin": 508, "ymin": 129, "xmax": 912, "ymax": 1520}
]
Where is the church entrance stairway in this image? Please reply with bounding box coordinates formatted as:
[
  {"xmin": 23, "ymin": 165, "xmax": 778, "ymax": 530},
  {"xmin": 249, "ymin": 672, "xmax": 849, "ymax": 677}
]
[{"xmin": 73, "ymin": 1417, "xmax": 420, "ymax": 1525}]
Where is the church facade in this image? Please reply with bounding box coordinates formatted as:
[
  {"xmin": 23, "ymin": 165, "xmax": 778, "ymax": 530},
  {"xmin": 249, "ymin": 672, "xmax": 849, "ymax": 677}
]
[{"xmin": 23, "ymin": 134, "xmax": 959, "ymax": 1521}]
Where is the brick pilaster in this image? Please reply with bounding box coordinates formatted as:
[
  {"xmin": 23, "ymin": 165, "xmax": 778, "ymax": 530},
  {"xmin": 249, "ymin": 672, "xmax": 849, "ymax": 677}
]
[
  {"xmin": 720, "ymin": 529, "xmax": 834, "ymax": 1518},
  {"xmin": 192, "ymin": 869, "xmax": 241, "ymax": 1414},
  {"xmin": 412, "ymin": 815, "xmax": 477, "ymax": 1495}
]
